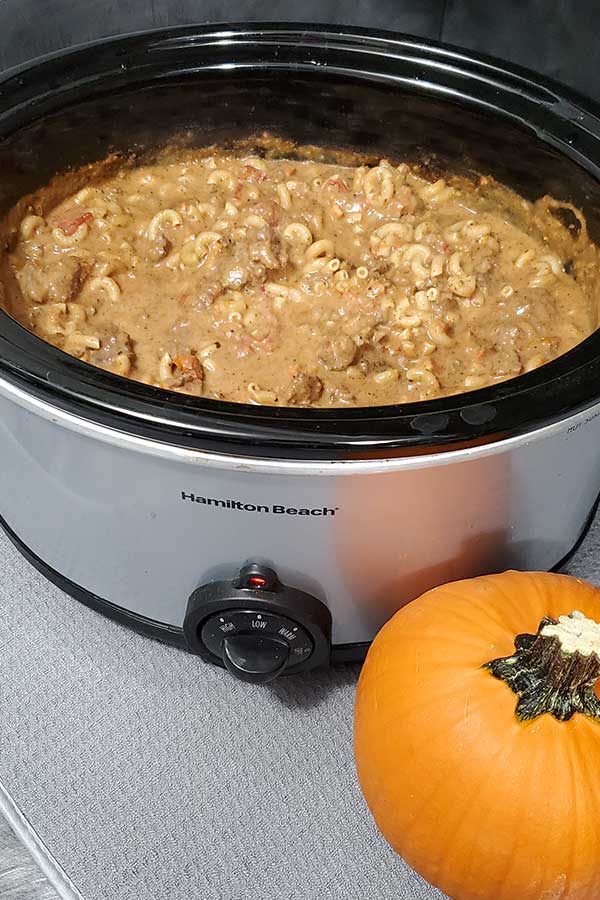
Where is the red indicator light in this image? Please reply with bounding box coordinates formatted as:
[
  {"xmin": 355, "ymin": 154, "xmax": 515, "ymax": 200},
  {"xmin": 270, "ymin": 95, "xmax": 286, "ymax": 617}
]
[{"xmin": 248, "ymin": 575, "xmax": 267, "ymax": 588}]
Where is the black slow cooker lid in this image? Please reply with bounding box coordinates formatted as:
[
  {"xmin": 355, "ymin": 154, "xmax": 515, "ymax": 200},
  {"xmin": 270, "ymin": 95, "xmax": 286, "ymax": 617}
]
[{"xmin": 2, "ymin": 23, "xmax": 600, "ymax": 460}]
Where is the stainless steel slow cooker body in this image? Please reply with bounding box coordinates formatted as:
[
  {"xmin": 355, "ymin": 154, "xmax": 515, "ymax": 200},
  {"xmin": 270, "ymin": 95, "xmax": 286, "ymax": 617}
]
[{"xmin": 2, "ymin": 24, "xmax": 600, "ymax": 679}]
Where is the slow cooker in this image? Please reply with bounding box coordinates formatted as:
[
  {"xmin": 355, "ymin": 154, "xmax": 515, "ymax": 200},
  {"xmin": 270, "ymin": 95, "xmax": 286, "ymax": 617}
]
[{"xmin": 2, "ymin": 23, "xmax": 600, "ymax": 683}]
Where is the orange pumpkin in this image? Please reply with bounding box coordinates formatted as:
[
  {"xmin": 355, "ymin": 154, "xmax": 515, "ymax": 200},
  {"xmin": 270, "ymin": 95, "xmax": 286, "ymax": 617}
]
[{"xmin": 354, "ymin": 571, "xmax": 600, "ymax": 900}]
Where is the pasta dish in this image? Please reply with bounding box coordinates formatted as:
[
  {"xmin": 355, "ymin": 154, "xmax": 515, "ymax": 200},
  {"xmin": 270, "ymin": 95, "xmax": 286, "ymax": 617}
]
[{"xmin": 1, "ymin": 143, "xmax": 598, "ymax": 407}]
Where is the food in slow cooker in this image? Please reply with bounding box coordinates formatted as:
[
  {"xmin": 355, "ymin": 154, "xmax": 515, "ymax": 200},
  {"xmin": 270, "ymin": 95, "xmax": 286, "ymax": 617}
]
[{"xmin": 1, "ymin": 146, "xmax": 599, "ymax": 407}]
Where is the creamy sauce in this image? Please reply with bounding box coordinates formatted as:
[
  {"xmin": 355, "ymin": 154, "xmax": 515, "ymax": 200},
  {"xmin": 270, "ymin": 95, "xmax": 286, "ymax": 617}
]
[{"xmin": 2, "ymin": 149, "xmax": 599, "ymax": 407}]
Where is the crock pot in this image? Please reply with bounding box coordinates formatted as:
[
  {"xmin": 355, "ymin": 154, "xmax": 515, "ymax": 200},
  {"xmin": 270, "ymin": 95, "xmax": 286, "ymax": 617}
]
[{"xmin": 2, "ymin": 23, "xmax": 600, "ymax": 683}]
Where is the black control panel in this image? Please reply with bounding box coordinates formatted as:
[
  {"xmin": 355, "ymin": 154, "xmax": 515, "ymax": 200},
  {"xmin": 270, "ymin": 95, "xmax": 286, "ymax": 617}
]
[{"xmin": 184, "ymin": 563, "xmax": 332, "ymax": 683}]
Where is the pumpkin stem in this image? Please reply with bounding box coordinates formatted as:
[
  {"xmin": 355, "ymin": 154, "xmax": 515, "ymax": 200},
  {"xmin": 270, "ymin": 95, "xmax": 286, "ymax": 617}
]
[{"xmin": 484, "ymin": 610, "xmax": 600, "ymax": 722}]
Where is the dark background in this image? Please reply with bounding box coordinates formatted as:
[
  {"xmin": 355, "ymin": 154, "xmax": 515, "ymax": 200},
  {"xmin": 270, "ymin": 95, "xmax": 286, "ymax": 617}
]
[{"xmin": 0, "ymin": 0, "xmax": 599, "ymax": 100}]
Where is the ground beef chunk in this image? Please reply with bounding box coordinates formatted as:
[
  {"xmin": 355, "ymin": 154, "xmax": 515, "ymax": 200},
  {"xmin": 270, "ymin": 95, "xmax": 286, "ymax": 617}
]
[
  {"xmin": 287, "ymin": 372, "xmax": 323, "ymax": 406},
  {"xmin": 135, "ymin": 233, "xmax": 171, "ymax": 263},
  {"xmin": 51, "ymin": 258, "xmax": 88, "ymax": 303},
  {"xmin": 319, "ymin": 335, "xmax": 357, "ymax": 371},
  {"xmin": 189, "ymin": 280, "xmax": 222, "ymax": 309},
  {"xmin": 90, "ymin": 328, "xmax": 134, "ymax": 375},
  {"xmin": 249, "ymin": 237, "xmax": 281, "ymax": 270},
  {"xmin": 18, "ymin": 256, "xmax": 88, "ymax": 304}
]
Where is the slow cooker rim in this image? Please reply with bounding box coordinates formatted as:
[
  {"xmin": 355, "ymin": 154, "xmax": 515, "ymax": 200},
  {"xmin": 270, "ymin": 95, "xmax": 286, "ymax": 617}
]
[
  {"xmin": 2, "ymin": 20, "xmax": 600, "ymax": 114},
  {"xmin": 2, "ymin": 364, "xmax": 598, "ymax": 475},
  {"xmin": 2, "ymin": 22, "xmax": 600, "ymax": 460}
]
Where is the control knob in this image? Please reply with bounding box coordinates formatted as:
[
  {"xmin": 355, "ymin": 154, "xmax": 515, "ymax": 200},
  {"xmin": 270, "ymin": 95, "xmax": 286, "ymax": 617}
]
[{"xmin": 184, "ymin": 564, "xmax": 331, "ymax": 683}]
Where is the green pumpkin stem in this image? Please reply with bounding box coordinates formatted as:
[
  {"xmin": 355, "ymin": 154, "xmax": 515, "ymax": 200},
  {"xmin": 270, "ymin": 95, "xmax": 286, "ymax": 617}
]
[{"xmin": 484, "ymin": 611, "xmax": 600, "ymax": 722}]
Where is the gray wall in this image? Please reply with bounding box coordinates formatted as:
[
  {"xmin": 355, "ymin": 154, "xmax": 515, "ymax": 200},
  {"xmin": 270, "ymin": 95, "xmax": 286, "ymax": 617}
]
[
  {"xmin": 0, "ymin": 1, "xmax": 444, "ymax": 68},
  {"xmin": 0, "ymin": 1, "xmax": 599, "ymax": 98}
]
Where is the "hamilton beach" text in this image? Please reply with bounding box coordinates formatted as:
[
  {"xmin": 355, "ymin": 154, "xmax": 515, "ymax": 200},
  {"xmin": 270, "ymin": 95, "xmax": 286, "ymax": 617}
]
[{"xmin": 180, "ymin": 492, "xmax": 338, "ymax": 516}]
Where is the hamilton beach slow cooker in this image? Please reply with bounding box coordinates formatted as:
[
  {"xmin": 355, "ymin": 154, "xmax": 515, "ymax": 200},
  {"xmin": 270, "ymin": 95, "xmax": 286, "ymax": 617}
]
[{"xmin": 2, "ymin": 24, "xmax": 600, "ymax": 683}]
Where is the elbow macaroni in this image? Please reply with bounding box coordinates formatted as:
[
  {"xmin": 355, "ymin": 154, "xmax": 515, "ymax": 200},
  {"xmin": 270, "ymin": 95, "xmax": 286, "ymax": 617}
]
[{"xmin": 7, "ymin": 147, "xmax": 595, "ymax": 408}]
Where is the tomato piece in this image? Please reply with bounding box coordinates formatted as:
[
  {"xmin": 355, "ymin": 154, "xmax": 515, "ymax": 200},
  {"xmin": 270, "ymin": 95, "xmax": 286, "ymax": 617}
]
[
  {"xmin": 328, "ymin": 177, "xmax": 348, "ymax": 192},
  {"xmin": 56, "ymin": 211, "xmax": 94, "ymax": 236},
  {"xmin": 240, "ymin": 165, "xmax": 267, "ymax": 183}
]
